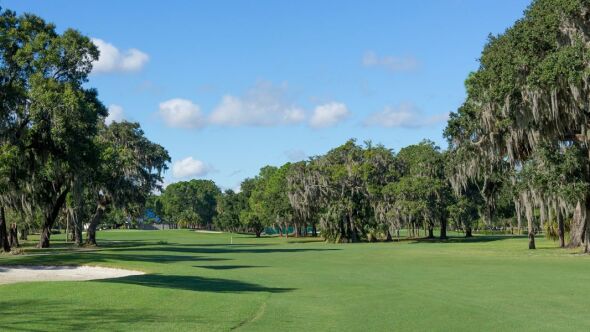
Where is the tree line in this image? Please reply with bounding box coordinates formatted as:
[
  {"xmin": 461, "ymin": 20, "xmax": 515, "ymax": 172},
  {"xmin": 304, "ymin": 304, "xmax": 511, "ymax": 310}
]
[{"xmin": 149, "ymin": 139, "xmax": 514, "ymax": 243}]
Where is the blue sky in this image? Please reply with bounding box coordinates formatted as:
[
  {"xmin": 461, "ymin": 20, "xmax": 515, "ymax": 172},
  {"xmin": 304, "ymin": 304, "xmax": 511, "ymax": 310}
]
[{"xmin": 4, "ymin": 0, "xmax": 531, "ymax": 190}]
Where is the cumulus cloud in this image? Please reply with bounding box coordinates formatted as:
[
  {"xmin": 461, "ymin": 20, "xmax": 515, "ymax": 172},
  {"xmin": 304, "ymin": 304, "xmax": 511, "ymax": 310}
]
[
  {"xmin": 105, "ymin": 104, "xmax": 125, "ymax": 125},
  {"xmin": 159, "ymin": 82, "xmax": 351, "ymax": 129},
  {"xmin": 364, "ymin": 103, "xmax": 448, "ymax": 128},
  {"xmin": 209, "ymin": 81, "xmax": 306, "ymax": 126},
  {"xmin": 172, "ymin": 157, "xmax": 212, "ymax": 178},
  {"xmin": 309, "ymin": 102, "xmax": 350, "ymax": 128},
  {"xmin": 158, "ymin": 98, "xmax": 205, "ymax": 129},
  {"xmin": 92, "ymin": 38, "xmax": 149, "ymax": 73},
  {"xmin": 362, "ymin": 51, "xmax": 419, "ymax": 73}
]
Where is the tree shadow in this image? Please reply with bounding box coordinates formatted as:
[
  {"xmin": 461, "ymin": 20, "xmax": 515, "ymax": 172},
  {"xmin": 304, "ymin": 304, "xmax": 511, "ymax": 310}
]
[
  {"xmin": 1, "ymin": 252, "xmax": 230, "ymax": 267},
  {"xmin": 0, "ymin": 299, "xmax": 178, "ymax": 332},
  {"xmin": 195, "ymin": 265, "xmax": 266, "ymax": 270},
  {"xmin": 282, "ymin": 238, "xmax": 325, "ymax": 244},
  {"xmin": 17, "ymin": 239, "xmax": 167, "ymax": 255},
  {"xmin": 173, "ymin": 243, "xmax": 274, "ymax": 247},
  {"xmin": 99, "ymin": 274, "xmax": 294, "ymax": 293},
  {"xmin": 407, "ymin": 235, "xmax": 522, "ymax": 244},
  {"xmin": 0, "ymin": 265, "xmax": 79, "ymax": 272},
  {"xmin": 111, "ymin": 245, "xmax": 340, "ymax": 255}
]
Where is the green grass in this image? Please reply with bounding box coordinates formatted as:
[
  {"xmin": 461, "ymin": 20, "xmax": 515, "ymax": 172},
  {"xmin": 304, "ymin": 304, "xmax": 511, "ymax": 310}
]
[{"xmin": 1, "ymin": 230, "xmax": 589, "ymax": 331}]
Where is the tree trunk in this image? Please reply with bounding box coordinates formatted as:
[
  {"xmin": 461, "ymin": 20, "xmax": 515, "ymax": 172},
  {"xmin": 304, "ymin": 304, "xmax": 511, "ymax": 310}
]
[
  {"xmin": 86, "ymin": 204, "xmax": 106, "ymax": 246},
  {"xmin": 74, "ymin": 217, "xmax": 83, "ymax": 246},
  {"xmin": 557, "ymin": 208, "xmax": 565, "ymax": 248},
  {"xmin": 312, "ymin": 223, "xmax": 317, "ymax": 237},
  {"xmin": 385, "ymin": 229, "xmax": 393, "ymax": 242},
  {"xmin": 427, "ymin": 223, "xmax": 434, "ymax": 239},
  {"xmin": 584, "ymin": 149, "xmax": 590, "ymax": 253},
  {"xmin": 278, "ymin": 225, "xmax": 283, "ymax": 237},
  {"xmin": 348, "ymin": 215, "xmax": 359, "ymax": 243},
  {"xmin": 465, "ymin": 226, "xmax": 473, "ymax": 238},
  {"xmin": 38, "ymin": 188, "xmax": 69, "ymax": 248},
  {"xmin": 528, "ymin": 231, "xmax": 536, "ymax": 249},
  {"xmin": 0, "ymin": 207, "xmax": 10, "ymax": 252},
  {"xmin": 525, "ymin": 198, "xmax": 536, "ymax": 250},
  {"xmin": 514, "ymin": 199, "xmax": 522, "ymax": 234},
  {"xmin": 19, "ymin": 226, "xmax": 28, "ymax": 241},
  {"xmin": 339, "ymin": 216, "xmax": 346, "ymax": 242},
  {"xmin": 527, "ymin": 213, "xmax": 536, "ymax": 249},
  {"xmin": 38, "ymin": 226, "xmax": 51, "ymax": 248},
  {"xmin": 255, "ymin": 230, "xmax": 261, "ymax": 238},
  {"xmin": 8, "ymin": 224, "xmax": 19, "ymax": 248},
  {"xmin": 440, "ymin": 218, "xmax": 447, "ymax": 240},
  {"xmin": 569, "ymin": 201, "xmax": 585, "ymax": 247},
  {"xmin": 585, "ymin": 192, "xmax": 590, "ymax": 253}
]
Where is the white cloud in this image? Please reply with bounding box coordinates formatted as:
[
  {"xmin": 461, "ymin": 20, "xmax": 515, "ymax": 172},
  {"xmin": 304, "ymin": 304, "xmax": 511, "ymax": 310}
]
[
  {"xmin": 92, "ymin": 38, "xmax": 149, "ymax": 73},
  {"xmin": 158, "ymin": 81, "xmax": 354, "ymax": 129},
  {"xmin": 364, "ymin": 103, "xmax": 448, "ymax": 128},
  {"xmin": 362, "ymin": 51, "xmax": 419, "ymax": 73},
  {"xmin": 309, "ymin": 102, "xmax": 349, "ymax": 128},
  {"xmin": 285, "ymin": 149, "xmax": 307, "ymax": 162},
  {"xmin": 172, "ymin": 157, "xmax": 211, "ymax": 178},
  {"xmin": 105, "ymin": 104, "xmax": 125, "ymax": 125},
  {"xmin": 158, "ymin": 98, "xmax": 205, "ymax": 129},
  {"xmin": 209, "ymin": 81, "xmax": 306, "ymax": 126}
]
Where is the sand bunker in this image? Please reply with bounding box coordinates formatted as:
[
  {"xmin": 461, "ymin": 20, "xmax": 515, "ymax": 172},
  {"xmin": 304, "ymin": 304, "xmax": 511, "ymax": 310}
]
[{"xmin": 0, "ymin": 265, "xmax": 144, "ymax": 285}]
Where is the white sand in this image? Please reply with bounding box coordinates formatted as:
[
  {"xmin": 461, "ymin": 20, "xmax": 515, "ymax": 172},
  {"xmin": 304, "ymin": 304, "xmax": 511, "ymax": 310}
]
[
  {"xmin": 194, "ymin": 230, "xmax": 223, "ymax": 234},
  {"xmin": 0, "ymin": 265, "xmax": 144, "ymax": 285}
]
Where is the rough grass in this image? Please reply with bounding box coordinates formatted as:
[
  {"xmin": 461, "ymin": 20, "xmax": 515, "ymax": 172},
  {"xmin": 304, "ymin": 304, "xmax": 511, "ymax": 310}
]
[{"xmin": 0, "ymin": 230, "xmax": 589, "ymax": 331}]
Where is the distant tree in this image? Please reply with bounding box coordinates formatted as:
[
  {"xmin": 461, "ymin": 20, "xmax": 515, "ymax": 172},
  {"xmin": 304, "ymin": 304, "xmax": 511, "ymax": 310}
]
[
  {"xmin": 238, "ymin": 177, "xmax": 266, "ymax": 237},
  {"xmin": 360, "ymin": 143, "xmax": 400, "ymax": 241},
  {"xmin": 160, "ymin": 179, "xmax": 221, "ymax": 230},
  {"xmin": 214, "ymin": 190, "xmax": 245, "ymax": 232},
  {"xmin": 313, "ymin": 140, "xmax": 371, "ymax": 242},
  {"xmin": 447, "ymin": 183, "xmax": 481, "ymax": 237},
  {"xmin": 392, "ymin": 141, "xmax": 449, "ymax": 239},
  {"xmin": 86, "ymin": 122, "xmax": 169, "ymax": 245},
  {"xmin": 241, "ymin": 166, "xmax": 294, "ymax": 237},
  {"xmin": 286, "ymin": 161, "xmax": 322, "ymax": 237}
]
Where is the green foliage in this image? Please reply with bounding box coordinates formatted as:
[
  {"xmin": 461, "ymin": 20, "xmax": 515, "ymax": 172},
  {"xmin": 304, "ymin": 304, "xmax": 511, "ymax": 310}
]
[
  {"xmin": 444, "ymin": 0, "xmax": 590, "ymax": 248},
  {"xmin": 160, "ymin": 179, "xmax": 221, "ymax": 227},
  {"xmin": 214, "ymin": 190, "xmax": 247, "ymax": 231},
  {"xmin": 0, "ymin": 8, "xmax": 171, "ymax": 247}
]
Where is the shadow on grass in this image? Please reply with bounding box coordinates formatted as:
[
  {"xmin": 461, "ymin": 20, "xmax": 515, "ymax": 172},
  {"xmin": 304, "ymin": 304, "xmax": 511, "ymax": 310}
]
[
  {"xmin": 195, "ymin": 265, "xmax": 266, "ymax": 270},
  {"xmin": 0, "ymin": 252, "xmax": 230, "ymax": 267},
  {"xmin": 16, "ymin": 239, "xmax": 168, "ymax": 255},
  {"xmin": 100, "ymin": 274, "xmax": 294, "ymax": 293},
  {"xmin": 407, "ymin": 235, "xmax": 524, "ymax": 244},
  {"xmin": 282, "ymin": 238, "xmax": 326, "ymax": 244},
  {"xmin": 0, "ymin": 299, "xmax": 174, "ymax": 332},
  {"xmin": 110, "ymin": 245, "xmax": 341, "ymax": 255}
]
